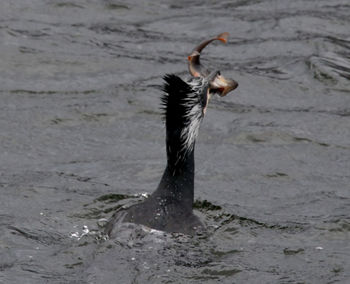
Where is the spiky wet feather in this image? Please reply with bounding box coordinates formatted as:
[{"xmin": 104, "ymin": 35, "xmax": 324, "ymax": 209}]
[{"xmin": 161, "ymin": 74, "xmax": 207, "ymax": 173}]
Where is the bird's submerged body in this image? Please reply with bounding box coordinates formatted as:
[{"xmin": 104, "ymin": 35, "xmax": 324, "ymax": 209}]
[{"xmin": 106, "ymin": 33, "xmax": 238, "ymax": 236}]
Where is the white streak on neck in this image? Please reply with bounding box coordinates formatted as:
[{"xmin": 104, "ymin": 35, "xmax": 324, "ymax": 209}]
[{"xmin": 178, "ymin": 77, "xmax": 207, "ymax": 159}]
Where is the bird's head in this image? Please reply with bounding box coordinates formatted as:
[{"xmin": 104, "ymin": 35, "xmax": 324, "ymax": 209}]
[
  {"xmin": 187, "ymin": 32, "xmax": 238, "ymax": 99},
  {"xmin": 162, "ymin": 33, "xmax": 239, "ymax": 171}
]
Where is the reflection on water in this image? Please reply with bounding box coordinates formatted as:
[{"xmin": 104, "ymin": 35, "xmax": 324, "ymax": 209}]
[{"xmin": 0, "ymin": 0, "xmax": 349, "ymax": 283}]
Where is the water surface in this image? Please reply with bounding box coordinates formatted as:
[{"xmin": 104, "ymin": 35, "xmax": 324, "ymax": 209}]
[{"xmin": 1, "ymin": 0, "xmax": 349, "ymax": 283}]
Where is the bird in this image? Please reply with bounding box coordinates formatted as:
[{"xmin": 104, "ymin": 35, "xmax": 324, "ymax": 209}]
[{"xmin": 105, "ymin": 33, "xmax": 238, "ymax": 236}]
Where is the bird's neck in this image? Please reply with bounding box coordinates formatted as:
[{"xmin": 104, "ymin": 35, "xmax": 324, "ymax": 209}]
[
  {"xmin": 151, "ymin": 108, "xmax": 198, "ymax": 210},
  {"xmin": 151, "ymin": 116, "xmax": 197, "ymax": 211},
  {"xmin": 150, "ymin": 75, "xmax": 205, "ymax": 211},
  {"xmin": 152, "ymin": 147, "xmax": 195, "ymax": 212}
]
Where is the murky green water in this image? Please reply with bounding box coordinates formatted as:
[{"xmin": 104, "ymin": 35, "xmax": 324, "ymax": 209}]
[{"xmin": 1, "ymin": 1, "xmax": 349, "ymax": 283}]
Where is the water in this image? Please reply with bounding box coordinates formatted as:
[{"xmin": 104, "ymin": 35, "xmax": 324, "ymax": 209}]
[{"xmin": 1, "ymin": 0, "xmax": 349, "ymax": 283}]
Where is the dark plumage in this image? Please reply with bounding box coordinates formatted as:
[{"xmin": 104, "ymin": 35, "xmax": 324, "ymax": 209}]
[
  {"xmin": 106, "ymin": 75, "xmax": 207, "ymax": 235},
  {"xmin": 105, "ymin": 33, "xmax": 238, "ymax": 236},
  {"xmin": 161, "ymin": 74, "xmax": 207, "ymax": 174}
]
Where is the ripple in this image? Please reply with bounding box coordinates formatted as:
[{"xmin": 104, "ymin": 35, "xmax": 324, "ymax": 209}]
[
  {"xmin": 8, "ymin": 226, "xmax": 65, "ymax": 245},
  {"xmin": 54, "ymin": 2, "xmax": 85, "ymax": 9},
  {"xmin": 309, "ymin": 51, "xmax": 350, "ymax": 83},
  {"xmin": 234, "ymin": 130, "xmax": 331, "ymax": 147}
]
